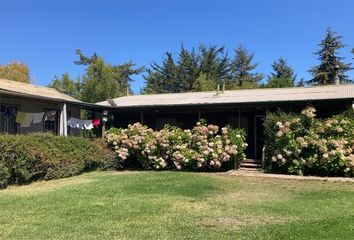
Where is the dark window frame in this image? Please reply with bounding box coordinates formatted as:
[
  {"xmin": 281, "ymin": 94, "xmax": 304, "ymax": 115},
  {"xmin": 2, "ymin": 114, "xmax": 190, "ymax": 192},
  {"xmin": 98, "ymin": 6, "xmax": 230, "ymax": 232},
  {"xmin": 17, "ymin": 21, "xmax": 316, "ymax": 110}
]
[
  {"xmin": 43, "ymin": 108, "xmax": 59, "ymax": 134},
  {"xmin": 0, "ymin": 103, "xmax": 20, "ymax": 134}
]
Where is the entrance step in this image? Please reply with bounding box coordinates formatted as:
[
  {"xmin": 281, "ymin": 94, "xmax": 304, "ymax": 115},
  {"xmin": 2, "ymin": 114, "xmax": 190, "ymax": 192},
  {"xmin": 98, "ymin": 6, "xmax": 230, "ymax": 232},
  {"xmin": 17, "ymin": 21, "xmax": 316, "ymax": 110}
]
[
  {"xmin": 242, "ymin": 158, "xmax": 262, "ymax": 164},
  {"xmin": 239, "ymin": 159, "xmax": 262, "ymax": 169},
  {"xmin": 238, "ymin": 167, "xmax": 263, "ymax": 172}
]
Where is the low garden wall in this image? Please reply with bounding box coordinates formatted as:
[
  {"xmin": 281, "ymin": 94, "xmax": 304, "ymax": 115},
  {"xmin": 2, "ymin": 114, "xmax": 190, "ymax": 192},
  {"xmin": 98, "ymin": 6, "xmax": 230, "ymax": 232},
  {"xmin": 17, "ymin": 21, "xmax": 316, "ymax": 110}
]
[
  {"xmin": 264, "ymin": 107, "xmax": 354, "ymax": 177},
  {"xmin": 0, "ymin": 133, "xmax": 115, "ymax": 188},
  {"xmin": 105, "ymin": 122, "xmax": 247, "ymax": 171}
]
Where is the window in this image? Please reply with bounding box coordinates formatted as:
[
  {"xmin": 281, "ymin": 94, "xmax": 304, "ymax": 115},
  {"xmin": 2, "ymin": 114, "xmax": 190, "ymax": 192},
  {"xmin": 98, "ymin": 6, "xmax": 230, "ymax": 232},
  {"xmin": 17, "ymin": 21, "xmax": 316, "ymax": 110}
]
[
  {"xmin": 43, "ymin": 109, "xmax": 58, "ymax": 134},
  {"xmin": 0, "ymin": 104, "xmax": 19, "ymax": 134}
]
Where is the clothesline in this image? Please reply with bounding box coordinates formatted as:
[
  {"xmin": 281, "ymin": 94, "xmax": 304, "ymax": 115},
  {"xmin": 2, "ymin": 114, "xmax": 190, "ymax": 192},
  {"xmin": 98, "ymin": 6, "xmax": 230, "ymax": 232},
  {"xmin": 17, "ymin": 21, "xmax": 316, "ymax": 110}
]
[
  {"xmin": 15, "ymin": 111, "xmax": 45, "ymax": 127},
  {"xmin": 67, "ymin": 117, "xmax": 101, "ymax": 130},
  {"xmin": 9, "ymin": 110, "xmax": 101, "ymax": 129}
]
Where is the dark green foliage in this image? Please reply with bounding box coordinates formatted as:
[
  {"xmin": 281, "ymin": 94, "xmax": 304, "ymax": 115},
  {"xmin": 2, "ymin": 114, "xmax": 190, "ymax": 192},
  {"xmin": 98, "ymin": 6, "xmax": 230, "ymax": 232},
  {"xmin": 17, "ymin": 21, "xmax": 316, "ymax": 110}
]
[
  {"xmin": 308, "ymin": 28, "xmax": 352, "ymax": 85},
  {"xmin": 143, "ymin": 45, "xmax": 231, "ymax": 93},
  {"xmin": 266, "ymin": 58, "xmax": 296, "ymax": 88},
  {"xmin": 339, "ymin": 109, "xmax": 354, "ymax": 119},
  {"xmin": 48, "ymin": 73, "xmax": 81, "ymax": 98},
  {"xmin": 74, "ymin": 49, "xmax": 98, "ymax": 65},
  {"xmin": 227, "ymin": 45, "xmax": 263, "ymax": 89},
  {"xmin": 76, "ymin": 51, "xmax": 144, "ymax": 103},
  {"xmin": 143, "ymin": 44, "xmax": 266, "ymax": 93},
  {"xmin": 50, "ymin": 50, "xmax": 144, "ymax": 102},
  {"xmin": 0, "ymin": 133, "xmax": 115, "ymax": 188}
]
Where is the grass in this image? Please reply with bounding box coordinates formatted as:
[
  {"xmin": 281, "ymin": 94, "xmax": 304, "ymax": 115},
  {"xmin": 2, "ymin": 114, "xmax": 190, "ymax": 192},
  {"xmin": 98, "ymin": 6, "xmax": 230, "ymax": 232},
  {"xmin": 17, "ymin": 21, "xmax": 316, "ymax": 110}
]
[{"xmin": 0, "ymin": 171, "xmax": 354, "ymax": 239}]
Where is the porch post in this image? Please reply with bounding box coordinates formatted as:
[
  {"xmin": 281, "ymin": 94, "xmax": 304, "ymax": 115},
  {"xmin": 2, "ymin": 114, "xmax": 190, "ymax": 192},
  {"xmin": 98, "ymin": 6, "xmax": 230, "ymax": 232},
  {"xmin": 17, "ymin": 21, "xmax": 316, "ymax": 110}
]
[
  {"xmin": 102, "ymin": 109, "xmax": 108, "ymax": 138},
  {"xmin": 140, "ymin": 111, "xmax": 144, "ymax": 124},
  {"xmin": 59, "ymin": 102, "xmax": 67, "ymax": 137},
  {"xmin": 238, "ymin": 107, "xmax": 241, "ymax": 128},
  {"xmin": 197, "ymin": 109, "xmax": 201, "ymax": 121}
]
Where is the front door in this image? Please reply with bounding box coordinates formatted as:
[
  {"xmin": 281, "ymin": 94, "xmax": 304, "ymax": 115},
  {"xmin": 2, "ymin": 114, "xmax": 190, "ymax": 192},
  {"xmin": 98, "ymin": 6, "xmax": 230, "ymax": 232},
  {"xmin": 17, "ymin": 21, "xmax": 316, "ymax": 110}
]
[{"xmin": 254, "ymin": 115, "xmax": 265, "ymax": 160}]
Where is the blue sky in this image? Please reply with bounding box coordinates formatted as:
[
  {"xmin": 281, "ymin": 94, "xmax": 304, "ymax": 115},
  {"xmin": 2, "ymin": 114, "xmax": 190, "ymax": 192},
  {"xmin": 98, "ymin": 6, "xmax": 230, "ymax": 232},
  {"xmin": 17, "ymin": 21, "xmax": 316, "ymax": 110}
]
[{"xmin": 1, "ymin": 0, "xmax": 354, "ymax": 93}]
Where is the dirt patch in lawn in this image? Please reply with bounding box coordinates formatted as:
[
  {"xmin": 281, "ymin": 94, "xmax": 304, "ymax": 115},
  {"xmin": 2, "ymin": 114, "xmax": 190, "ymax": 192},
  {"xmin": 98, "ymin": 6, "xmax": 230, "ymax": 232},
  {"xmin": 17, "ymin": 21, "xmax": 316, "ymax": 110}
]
[{"xmin": 200, "ymin": 216, "xmax": 289, "ymax": 228}]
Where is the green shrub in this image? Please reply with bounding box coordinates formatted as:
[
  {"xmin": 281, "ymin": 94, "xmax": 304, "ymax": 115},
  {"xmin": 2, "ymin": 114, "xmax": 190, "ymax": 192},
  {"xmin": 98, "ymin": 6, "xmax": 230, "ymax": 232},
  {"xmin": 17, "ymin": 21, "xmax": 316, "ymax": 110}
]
[
  {"xmin": 264, "ymin": 107, "xmax": 354, "ymax": 176},
  {"xmin": 0, "ymin": 133, "xmax": 115, "ymax": 188},
  {"xmin": 105, "ymin": 122, "xmax": 247, "ymax": 171}
]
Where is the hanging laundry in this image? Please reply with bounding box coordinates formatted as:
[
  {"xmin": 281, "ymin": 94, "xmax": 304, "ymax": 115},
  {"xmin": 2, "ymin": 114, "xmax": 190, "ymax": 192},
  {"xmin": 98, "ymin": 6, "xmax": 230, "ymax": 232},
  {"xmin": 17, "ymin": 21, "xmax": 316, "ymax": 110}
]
[
  {"xmin": 67, "ymin": 118, "xmax": 79, "ymax": 128},
  {"xmin": 45, "ymin": 111, "xmax": 57, "ymax": 121},
  {"xmin": 92, "ymin": 118, "xmax": 101, "ymax": 127},
  {"xmin": 21, "ymin": 113, "xmax": 35, "ymax": 127},
  {"xmin": 78, "ymin": 119, "xmax": 86, "ymax": 129},
  {"xmin": 67, "ymin": 117, "xmax": 98, "ymax": 130},
  {"xmin": 15, "ymin": 111, "xmax": 26, "ymax": 124},
  {"xmin": 84, "ymin": 120, "xmax": 93, "ymax": 130},
  {"xmin": 33, "ymin": 112, "xmax": 45, "ymax": 124}
]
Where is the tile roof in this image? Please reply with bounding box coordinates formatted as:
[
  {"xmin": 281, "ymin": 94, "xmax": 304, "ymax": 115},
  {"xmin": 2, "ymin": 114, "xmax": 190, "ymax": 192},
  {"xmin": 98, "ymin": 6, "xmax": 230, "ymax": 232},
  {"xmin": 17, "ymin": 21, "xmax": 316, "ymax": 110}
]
[
  {"xmin": 0, "ymin": 78, "xmax": 81, "ymax": 103},
  {"xmin": 97, "ymin": 84, "xmax": 354, "ymax": 108}
]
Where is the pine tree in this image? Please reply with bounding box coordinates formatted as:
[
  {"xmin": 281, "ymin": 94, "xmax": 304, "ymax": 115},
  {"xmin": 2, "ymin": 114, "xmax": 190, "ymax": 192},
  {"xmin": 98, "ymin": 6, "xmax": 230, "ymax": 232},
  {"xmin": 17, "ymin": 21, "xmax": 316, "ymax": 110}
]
[
  {"xmin": 143, "ymin": 52, "xmax": 179, "ymax": 94},
  {"xmin": 229, "ymin": 45, "xmax": 263, "ymax": 88},
  {"xmin": 192, "ymin": 72, "xmax": 217, "ymax": 91},
  {"xmin": 143, "ymin": 45, "xmax": 230, "ymax": 93},
  {"xmin": 266, "ymin": 58, "xmax": 295, "ymax": 88},
  {"xmin": 308, "ymin": 28, "xmax": 352, "ymax": 85}
]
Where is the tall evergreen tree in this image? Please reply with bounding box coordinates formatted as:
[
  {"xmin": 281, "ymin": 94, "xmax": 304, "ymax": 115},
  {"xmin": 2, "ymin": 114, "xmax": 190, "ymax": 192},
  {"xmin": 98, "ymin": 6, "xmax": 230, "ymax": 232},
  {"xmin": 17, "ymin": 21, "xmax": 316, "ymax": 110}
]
[
  {"xmin": 266, "ymin": 58, "xmax": 296, "ymax": 88},
  {"xmin": 143, "ymin": 52, "xmax": 179, "ymax": 94},
  {"xmin": 143, "ymin": 45, "xmax": 231, "ymax": 94},
  {"xmin": 228, "ymin": 45, "xmax": 263, "ymax": 88},
  {"xmin": 308, "ymin": 28, "xmax": 352, "ymax": 85}
]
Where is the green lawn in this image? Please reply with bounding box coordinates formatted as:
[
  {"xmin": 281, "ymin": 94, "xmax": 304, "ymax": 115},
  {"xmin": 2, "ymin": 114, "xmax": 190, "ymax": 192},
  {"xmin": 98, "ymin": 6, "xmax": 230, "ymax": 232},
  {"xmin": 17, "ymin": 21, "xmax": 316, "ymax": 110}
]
[{"xmin": 0, "ymin": 171, "xmax": 353, "ymax": 240}]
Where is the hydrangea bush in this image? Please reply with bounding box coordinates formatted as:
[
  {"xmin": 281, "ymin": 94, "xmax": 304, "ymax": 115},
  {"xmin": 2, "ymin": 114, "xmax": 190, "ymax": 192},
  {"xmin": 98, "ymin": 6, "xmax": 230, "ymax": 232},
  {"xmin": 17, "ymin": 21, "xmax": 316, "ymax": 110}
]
[
  {"xmin": 264, "ymin": 107, "xmax": 354, "ymax": 176},
  {"xmin": 105, "ymin": 122, "xmax": 247, "ymax": 171}
]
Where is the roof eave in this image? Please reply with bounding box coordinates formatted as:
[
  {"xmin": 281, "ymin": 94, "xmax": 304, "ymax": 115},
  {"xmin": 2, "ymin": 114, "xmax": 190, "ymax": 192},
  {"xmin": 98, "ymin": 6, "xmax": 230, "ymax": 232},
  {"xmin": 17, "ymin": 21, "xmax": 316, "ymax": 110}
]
[{"xmin": 111, "ymin": 97, "xmax": 354, "ymax": 109}]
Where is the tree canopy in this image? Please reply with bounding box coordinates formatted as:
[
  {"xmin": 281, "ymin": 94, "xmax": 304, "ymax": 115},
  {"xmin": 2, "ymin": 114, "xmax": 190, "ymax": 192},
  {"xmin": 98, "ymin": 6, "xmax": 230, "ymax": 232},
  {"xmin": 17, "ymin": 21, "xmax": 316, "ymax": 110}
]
[
  {"xmin": 266, "ymin": 58, "xmax": 295, "ymax": 88},
  {"xmin": 0, "ymin": 62, "xmax": 31, "ymax": 83},
  {"xmin": 48, "ymin": 28, "xmax": 354, "ymax": 99},
  {"xmin": 308, "ymin": 28, "xmax": 352, "ymax": 85},
  {"xmin": 48, "ymin": 50, "xmax": 143, "ymax": 103},
  {"xmin": 227, "ymin": 45, "xmax": 263, "ymax": 89},
  {"xmin": 48, "ymin": 73, "xmax": 81, "ymax": 99},
  {"xmin": 143, "ymin": 45, "xmax": 230, "ymax": 94}
]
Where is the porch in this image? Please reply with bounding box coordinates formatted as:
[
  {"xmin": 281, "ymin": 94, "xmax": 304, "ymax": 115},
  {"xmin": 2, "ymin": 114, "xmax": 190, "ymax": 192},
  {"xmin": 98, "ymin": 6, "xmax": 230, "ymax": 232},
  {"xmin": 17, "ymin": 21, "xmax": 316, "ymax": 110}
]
[{"xmin": 110, "ymin": 99, "xmax": 351, "ymax": 161}]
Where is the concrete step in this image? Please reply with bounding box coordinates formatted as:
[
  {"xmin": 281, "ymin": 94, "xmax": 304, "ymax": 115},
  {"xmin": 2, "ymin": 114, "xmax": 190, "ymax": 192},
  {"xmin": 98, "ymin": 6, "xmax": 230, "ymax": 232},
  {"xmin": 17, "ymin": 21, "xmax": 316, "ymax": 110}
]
[
  {"xmin": 242, "ymin": 159, "xmax": 262, "ymax": 164},
  {"xmin": 238, "ymin": 167, "xmax": 263, "ymax": 172},
  {"xmin": 239, "ymin": 162, "xmax": 262, "ymax": 168}
]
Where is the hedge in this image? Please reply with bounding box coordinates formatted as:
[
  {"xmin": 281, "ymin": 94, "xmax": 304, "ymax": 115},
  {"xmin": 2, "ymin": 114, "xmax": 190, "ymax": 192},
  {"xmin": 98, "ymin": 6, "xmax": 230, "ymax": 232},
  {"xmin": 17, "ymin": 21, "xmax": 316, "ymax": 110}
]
[{"xmin": 0, "ymin": 133, "xmax": 115, "ymax": 188}]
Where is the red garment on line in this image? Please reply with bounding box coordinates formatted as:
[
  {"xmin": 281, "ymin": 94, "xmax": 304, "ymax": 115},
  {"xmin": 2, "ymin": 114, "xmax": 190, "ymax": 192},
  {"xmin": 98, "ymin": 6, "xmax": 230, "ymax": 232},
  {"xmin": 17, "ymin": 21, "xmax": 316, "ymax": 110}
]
[{"xmin": 92, "ymin": 118, "xmax": 101, "ymax": 127}]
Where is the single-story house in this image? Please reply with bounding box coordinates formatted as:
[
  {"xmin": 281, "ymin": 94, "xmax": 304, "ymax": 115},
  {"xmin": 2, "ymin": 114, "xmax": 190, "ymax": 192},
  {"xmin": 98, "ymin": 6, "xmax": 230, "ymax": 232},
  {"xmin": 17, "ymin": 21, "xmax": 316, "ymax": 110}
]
[
  {"xmin": 98, "ymin": 84, "xmax": 354, "ymax": 161},
  {"xmin": 0, "ymin": 78, "xmax": 105, "ymax": 136}
]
